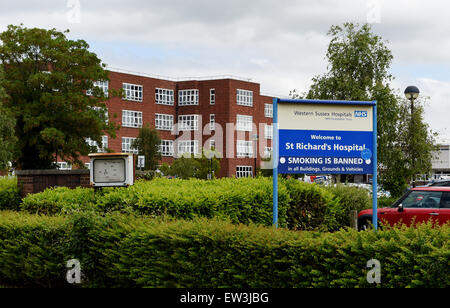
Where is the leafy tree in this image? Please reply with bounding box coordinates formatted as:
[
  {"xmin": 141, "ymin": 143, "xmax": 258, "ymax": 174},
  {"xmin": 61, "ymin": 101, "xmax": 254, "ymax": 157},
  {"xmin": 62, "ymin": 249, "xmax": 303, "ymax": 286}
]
[
  {"xmin": 160, "ymin": 150, "xmax": 221, "ymax": 179},
  {"xmin": 131, "ymin": 124, "xmax": 161, "ymax": 171},
  {"xmin": 295, "ymin": 23, "xmax": 436, "ymax": 196},
  {"xmin": 0, "ymin": 67, "xmax": 17, "ymax": 170},
  {"xmin": 0, "ymin": 24, "xmax": 119, "ymax": 169}
]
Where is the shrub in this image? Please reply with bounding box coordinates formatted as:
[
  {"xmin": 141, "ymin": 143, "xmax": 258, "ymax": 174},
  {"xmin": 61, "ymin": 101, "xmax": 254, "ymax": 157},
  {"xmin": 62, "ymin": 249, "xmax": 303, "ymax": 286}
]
[
  {"xmin": 0, "ymin": 177, "xmax": 21, "ymax": 211},
  {"xmin": 21, "ymin": 178, "xmax": 291, "ymax": 228},
  {"xmin": 324, "ymin": 184, "xmax": 372, "ymax": 231},
  {"xmin": 0, "ymin": 211, "xmax": 448, "ymax": 288},
  {"xmin": 284, "ymin": 179, "xmax": 335, "ymax": 231},
  {"xmin": 21, "ymin": 187, "xmax": 96, "ymax": 215}
]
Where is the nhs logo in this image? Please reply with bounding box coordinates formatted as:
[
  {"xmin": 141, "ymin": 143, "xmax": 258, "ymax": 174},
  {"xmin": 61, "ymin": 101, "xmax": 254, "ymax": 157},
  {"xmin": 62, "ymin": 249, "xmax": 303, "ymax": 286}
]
[{"xmin": 354, "ymin": 111, "xmax": 368, "ymax": 118}]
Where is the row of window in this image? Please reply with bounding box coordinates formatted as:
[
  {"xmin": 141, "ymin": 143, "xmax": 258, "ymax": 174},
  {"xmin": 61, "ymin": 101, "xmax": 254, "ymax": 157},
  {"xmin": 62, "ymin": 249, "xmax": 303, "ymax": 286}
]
[
  {"xmin": 121, "ymin": 111, "xmax": 272, "ymax": 136},
  {"xmin": 89, "ymin": 81, "xmax": 272, "ymax": 116}
]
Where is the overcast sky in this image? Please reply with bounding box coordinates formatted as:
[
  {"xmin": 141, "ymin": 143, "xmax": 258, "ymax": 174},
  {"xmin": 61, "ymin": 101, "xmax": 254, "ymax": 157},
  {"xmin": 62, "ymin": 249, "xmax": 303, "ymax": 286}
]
[{"xmin": 1, "ymin": 0, "xmax": 449, "ymax": 142}]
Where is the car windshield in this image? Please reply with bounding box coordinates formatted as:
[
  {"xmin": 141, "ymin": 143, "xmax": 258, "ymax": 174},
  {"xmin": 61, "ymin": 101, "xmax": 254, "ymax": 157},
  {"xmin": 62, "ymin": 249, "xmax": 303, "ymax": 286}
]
[{"xmin": 399, "ymin": 191, "xmax": 442, "ymax": 209}]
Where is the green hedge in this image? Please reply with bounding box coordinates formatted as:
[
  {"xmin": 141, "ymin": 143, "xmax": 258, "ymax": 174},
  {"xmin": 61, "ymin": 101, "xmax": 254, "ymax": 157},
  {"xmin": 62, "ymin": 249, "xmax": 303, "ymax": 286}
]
[
  {"xmin": 22, "ymin": 178, "xmax": 291, "ymax": 228},
  {"xmin": 0, "ymin": 177, "xmax": 21, "ymax": 211},
  {"xmin": 20, "ymin": 178, "xmax": 376, "ymax": 230},
  {"xmin": 0, "ymin": 211, "xmax": 448, "ymax": 288}
]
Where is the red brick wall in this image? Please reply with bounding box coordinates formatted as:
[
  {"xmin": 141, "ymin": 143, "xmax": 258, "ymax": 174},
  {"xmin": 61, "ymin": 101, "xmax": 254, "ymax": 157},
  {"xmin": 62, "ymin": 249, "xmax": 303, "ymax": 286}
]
[
  {"xmin": 80, "ymin": 71, "xmax": 274, "ymax": 178},
  {"xmin": 16, "ymin": 170, "xmax": 91, "ymax": 198}
]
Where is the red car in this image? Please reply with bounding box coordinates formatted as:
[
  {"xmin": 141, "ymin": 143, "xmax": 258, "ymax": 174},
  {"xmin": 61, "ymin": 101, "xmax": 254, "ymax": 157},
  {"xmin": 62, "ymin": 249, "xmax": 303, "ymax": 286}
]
[{"xmin": 358, "ymin": 187, "xmax": 450, "ymax": 230}]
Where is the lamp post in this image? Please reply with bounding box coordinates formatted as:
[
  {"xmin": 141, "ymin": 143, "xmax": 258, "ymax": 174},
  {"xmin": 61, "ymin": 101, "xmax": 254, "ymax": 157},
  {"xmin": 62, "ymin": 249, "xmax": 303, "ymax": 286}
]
[{"xmin": 404, "ymin": 85, "xmax": 420, "ymax": 186}]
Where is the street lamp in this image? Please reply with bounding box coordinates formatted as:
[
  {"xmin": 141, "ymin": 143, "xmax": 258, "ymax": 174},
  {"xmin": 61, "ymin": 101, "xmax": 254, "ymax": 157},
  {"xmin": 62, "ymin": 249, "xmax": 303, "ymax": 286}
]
[
  {"xmin": 404, "ymin": 85, "xmax": 420, "ymax": 116},
  {"xmin": 404, "ymin": 86, "xmax": 420, "ymax": 187}
]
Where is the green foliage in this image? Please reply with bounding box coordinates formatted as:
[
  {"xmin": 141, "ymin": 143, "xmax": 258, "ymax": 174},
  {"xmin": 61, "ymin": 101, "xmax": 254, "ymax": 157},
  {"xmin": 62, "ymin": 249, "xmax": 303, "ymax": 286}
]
[
  {"xmin": 162, "ymin": 151, "xmax": 221, "ymax": 180},
  {"xmin": 0, "ymin": 211, "xmax": 448, "ymax": 288},
  {"xmin": 296, "ymin": 22, "xmax": 436, "ymax": 197},
  {"xmin": 0, "ymin": 24, "xmax": 119, "ymax": 169},
  {"xmin": 19, "ymin": 178, "xmax": 382, "ymax": 231},
  {"xmin": 0, "ymin": 68, "xmax": 17, "ymax": 170},
  {"xmin": 21, "ymin": 186, "xmax": 96, "ymax": 215},
  {"xmin": 21, "ymin": 178, "xmax": 290, "ymax": 227},
  {"xmin": 131, "ymin": 124, "xmax": 161, "ymax": 171},
  {"xmin": 324, "ymin": 185, "xmax": 372, "ymax": 231},
  {"xmin": 0, "ymin": 177, "xmax": 21, "ymax": 211},
  {"xmin": 378, "ymin": 196, "xmax": 397, "ymax": 209},
  {"xmin": 284, "ymin": 179, "xmax": 335, "ymax": 231}
]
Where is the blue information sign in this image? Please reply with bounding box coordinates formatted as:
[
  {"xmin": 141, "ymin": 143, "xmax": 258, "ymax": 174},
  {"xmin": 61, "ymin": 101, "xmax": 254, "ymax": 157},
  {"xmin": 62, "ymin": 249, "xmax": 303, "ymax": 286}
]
[{"xmin": 272, "ymin": 99, "xmax": 378, "ymax": 230}]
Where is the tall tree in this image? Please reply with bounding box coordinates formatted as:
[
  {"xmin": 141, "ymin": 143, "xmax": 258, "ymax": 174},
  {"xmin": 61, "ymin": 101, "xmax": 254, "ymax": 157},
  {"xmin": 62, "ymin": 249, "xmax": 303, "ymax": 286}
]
[
  {"xmin": 0, "ymin": 25, "xmax": 119, "ymax": 169},
  {"xmin": 0, "ymin": 67, "xmax": 17, "ymax": 170},
  {"xmin": 296, "ymin": 22, "xmax": 436, "ymax": 196},
  {"xmin": 131, "ymin": 124, "xmax": 162, "ymax": 171}
]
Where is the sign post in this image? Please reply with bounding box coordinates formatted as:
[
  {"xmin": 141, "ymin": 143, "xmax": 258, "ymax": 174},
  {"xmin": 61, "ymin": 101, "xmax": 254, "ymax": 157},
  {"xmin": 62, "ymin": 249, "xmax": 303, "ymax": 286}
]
[{"xmin": 272, "ymin": 99, "xmax": 378, "ymax": 230}]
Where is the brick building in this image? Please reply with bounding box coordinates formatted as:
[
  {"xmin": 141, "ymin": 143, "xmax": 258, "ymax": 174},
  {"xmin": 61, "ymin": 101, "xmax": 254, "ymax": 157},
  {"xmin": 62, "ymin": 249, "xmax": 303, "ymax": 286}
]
[{"xmin": 78, "ymin": 69, "xmax": 274, "ymax": 178}]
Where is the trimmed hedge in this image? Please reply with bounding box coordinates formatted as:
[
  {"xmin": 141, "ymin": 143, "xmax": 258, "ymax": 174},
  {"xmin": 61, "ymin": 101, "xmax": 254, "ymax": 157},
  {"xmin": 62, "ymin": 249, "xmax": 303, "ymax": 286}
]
[
  {"xmin": 0, "ymin": 177, "xmax": 21, "ymax": 211},
  {"xmin": 0, "ymin": 211, "xmax": 448, "ymax": 288},
  {"xmin": 22, "ymin": 178, "xmax": 292, "ymax": 228},
  {"xmin": 20, "ymin": 178, "xmax": 375, "ymax": 230}
]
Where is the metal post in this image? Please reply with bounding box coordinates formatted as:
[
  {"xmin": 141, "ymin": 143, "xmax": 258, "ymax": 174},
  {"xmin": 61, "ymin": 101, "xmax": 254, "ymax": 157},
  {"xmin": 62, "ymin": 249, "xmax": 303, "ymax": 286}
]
[
  {"xmin": 372, "ymin": 102, "xmax": 378, "ymax": 230},
  {"xmin": 272, "ymin": 98, "xmax": 279, "ymax": 228}
]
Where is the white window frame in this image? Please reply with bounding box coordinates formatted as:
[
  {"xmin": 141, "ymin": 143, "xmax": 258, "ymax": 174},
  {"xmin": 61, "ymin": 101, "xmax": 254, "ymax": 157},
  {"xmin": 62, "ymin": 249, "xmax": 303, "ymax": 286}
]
[
  {"xmin": 155, "ymin": 88, "xmax": 174, "ymax": 105},
  {"xmin": 91, "ymin": 106, "xmax": 109, "ymax": 123},
  {"xmin": 236, "ymin": 115, "xmax": 253, "ymax": 132},
  {"xmin": 210, "ymin": 114, "xmax": 215, "ymax": 131},
  {"xmin": 122, "ymin": 110, "xmax": 143, "ymax": 128},
  {"xmin": 264, "ymin": 124, "xmax": 273, "ymax": 140},
  {"xmin": 210, "ymin": 88, "xmax": 215, "ymax": 105},
  {"xmin": 236, "ymin": 166, "xmax": 253, "ymax": 178},
  {"xmin": 237, "ymin": 89, "xmax": 253, "ymax": 107},
  {"xmin": 56, "ymin": 162, "xmax": 72, "ymax": 170},
  {"xmin": 264, "ymin": 103, "xmax": 273, "ymax": 118},
  {"xmin": 178, "ymin": 140, "xmax": 199, "ymax": 156},
  {"xmin": 178, "ymin": 89, "xmax": 199, "ymax": 106},
  {"xmin": 237, "ymin": 140, "xmax": 253, "ymax": 158},
  {"xmin": 155, "ymin": 113, "xmax": 174, "ymax": 131},
  {"xmin": 122, "ymin": 137, "xmax": 138, "ymax": 154},
  {"xmin": 123, "ymin": 83, "xmax": 143, "ymax": 102},
  {"xmin": 264, "ymin": 146, "xmax": 273, "ymax": 159},
  {"xmin": 87, "ymin": 80, "xmax": 109, "ymax": 97},
  {"xmin": 159, "ymin": 140, "xmax": 174, "ymax": 157},
  {"xmin": 178, "ymin": 114, "xmax": 199, "ymax": 131},
  {"xmin": 86, "ymin": 135, "xmax": 108, "ymax": 153}
]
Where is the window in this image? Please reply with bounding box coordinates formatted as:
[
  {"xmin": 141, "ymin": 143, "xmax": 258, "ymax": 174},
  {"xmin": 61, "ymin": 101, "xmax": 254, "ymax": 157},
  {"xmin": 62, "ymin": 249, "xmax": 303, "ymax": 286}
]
[
  {"xmin": 236, "ymin": 166, "xmax": 253, "ymax": 178},
  {"xmin": 91, "ymin": 106, "xmax": 109, "ymax": 123},
  {"xmin": 178, "ymin": 89, "xmax": 199, "ymax": 106},
  {"xmin": 87, "ymin": 80, "xmax": 109, "ymax": 96},
  {"xmin": 122, "ymin": 110, "xmax": 143, "ymax": 128},
  {"xmin": 178, "ymin": 140, "xmax": 199, "ymax": 156},
  {"xmin": 210, "ymin": 89, "xmax": 215, "ymax": 105},
  {"xmin": 236, "ymin": 115, "xmax": 253, "ymax": 131},
  {"xmin": 155, "ymin": 114, "xmax": 174, "ymax": 131},
  {"xmin": 264, "ymin": 125, "xmax": 273, "ymax": 139},
  {"xmin": 237, "ymin": 140, "xmax": 253, "ymax": 158},
  {"xmin": 210, "ymin": 114, "xmax": 215, "ymax": 131},
  {"xmin": 86, "ymin": 136, "xmax": 108, "ymax": 153},
  {"xmin": 123, "ymin": 83, "xmax": 143, "ymax": 102},
  {"xmin": 264, "ymin": 104, "xmax": 273, "ymax": 118},
  {"xmin": 401, "ymin": 191, "xmax": 442, "ymax": 209},
  {"xmin": 237, "ymin": 89, "xmax": 253, "ymax": 107},
  {"xmin": 264, "ymin": 147, "xmax": 272, "ymax": 158},
  {"xmin": 178, "ymin": 115, "xmax": 199, "ymax": 131},
  {"xmin": 56, "ymin": 162, "xmax": 72, "ymax": 170},
  {"xmin": 159, "ymin": 140, "xmax": 174, "ymax": 157},
  {"xmin": 155, "ymin": 88, "xmax": 174, "ymax": 105},
  {"xmin": 122, "ymin": 137, "xmax": 138, "ymax": 154}
]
